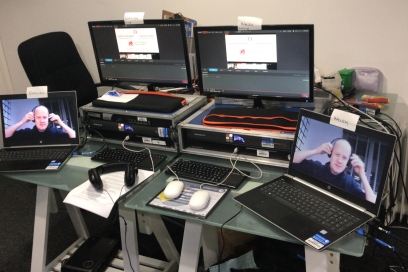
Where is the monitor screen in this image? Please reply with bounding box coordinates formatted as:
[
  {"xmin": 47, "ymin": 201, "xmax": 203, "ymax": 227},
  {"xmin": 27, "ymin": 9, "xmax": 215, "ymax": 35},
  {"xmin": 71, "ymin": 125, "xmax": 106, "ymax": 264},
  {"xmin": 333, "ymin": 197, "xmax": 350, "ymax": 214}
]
[
  {"xmin": 88, "ymin": 19, "xmax": 192, "ymax": 89},
  {"xmin": 194, "ymin": 24, "xmax": 314, "ymax": 107}
]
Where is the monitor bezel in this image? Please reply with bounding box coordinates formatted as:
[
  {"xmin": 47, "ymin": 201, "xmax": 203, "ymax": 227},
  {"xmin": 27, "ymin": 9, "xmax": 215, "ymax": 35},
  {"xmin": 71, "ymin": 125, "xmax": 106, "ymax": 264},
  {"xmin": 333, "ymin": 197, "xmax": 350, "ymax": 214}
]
[
  {"xmin": 194, "ymin": 24, "xmax": 315, "ymax": 104},
  {"xmin": 88, "ymin": 19, "xmax": 192, "ymax": 89}
]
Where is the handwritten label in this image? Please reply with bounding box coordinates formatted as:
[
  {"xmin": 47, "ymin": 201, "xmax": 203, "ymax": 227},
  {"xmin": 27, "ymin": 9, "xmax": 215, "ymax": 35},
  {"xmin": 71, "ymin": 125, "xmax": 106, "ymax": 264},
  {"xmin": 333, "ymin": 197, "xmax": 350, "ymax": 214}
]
[
  {"xmin": 330, "ymin": 109, "xmax": 359, "ymax": 131},
  {"xmin": 27, "ymin": 86, "xmax": 48, "ymax": 98},
  {"xmin": 238, "ymin": 16, "xmax": 262, "ymax": 30},
  {"xmin": 124, "ymin": 12, "xmax": 144, "ymax": 24}
]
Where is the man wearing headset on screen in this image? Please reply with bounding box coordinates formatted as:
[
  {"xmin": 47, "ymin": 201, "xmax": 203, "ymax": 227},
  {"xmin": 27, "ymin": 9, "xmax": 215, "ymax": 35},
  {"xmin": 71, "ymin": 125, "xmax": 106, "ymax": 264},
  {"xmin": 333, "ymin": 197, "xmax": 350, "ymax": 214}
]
[
  {"xmin": 292, "ymin": 138, "xmax": 376, "ymax": 203},
  {"xmin": 5, "ymin": 105, "xmax": 76, "ymax": 139}
]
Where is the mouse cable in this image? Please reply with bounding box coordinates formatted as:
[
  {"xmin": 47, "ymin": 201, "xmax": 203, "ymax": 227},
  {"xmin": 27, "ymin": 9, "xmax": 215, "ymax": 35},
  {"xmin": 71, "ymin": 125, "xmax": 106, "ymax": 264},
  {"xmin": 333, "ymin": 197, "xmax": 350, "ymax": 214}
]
[
  {"xmin": 122, "ymin": 135, "xmax": 154, "ymax": 173},
  {"xmin": 232, "ymin": 151, "xmax": 263, "ymax": 180},
  {"xmin": 118, "ymin": 215, "xmax": 136, "ymax": 272},
  {"xmin": 198, "ymin": 148, "xmax": 262, "ymax": 190},
  {"xmin": 165, "ymin": 165, "xmax": 180, "ymax": 182}
]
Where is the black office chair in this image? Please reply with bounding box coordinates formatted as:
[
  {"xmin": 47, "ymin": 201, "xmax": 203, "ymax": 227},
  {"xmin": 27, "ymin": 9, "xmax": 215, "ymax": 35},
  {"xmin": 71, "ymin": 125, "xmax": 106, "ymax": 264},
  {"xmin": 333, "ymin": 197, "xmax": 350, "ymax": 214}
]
[{"xmin": 18, "ymin": 31, "xmax": 99, "ymax": 108}]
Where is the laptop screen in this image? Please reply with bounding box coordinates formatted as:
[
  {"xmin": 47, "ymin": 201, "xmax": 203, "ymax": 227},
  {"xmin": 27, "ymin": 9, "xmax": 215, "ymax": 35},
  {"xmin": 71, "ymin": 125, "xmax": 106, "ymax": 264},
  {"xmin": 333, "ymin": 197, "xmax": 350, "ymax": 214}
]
[
  {"xmin": 1, "ymin": 91, "xmax": 80, "ymax": 147},
  {"xmin": 289, "ymin": 109, "xmax": 395, "ymax": 214}
]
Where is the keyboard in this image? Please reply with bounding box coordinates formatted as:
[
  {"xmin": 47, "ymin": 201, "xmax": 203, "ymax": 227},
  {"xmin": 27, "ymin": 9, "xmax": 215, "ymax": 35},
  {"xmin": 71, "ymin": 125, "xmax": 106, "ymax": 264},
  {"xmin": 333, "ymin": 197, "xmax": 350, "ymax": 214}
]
[
  {"xmin": 0, "ymin": 147, "xmax": 72, "ymax": 161},
  {"xmin": 260, "ymin": 179, "xmax": 360, "ymax": 233},
  {"xmin": 165, "ymin": 159, "xmax": 249, "ymax": 189},
  {"xmin": 91, "ymin": 147, "xmax": 167, "ymax": 171}
]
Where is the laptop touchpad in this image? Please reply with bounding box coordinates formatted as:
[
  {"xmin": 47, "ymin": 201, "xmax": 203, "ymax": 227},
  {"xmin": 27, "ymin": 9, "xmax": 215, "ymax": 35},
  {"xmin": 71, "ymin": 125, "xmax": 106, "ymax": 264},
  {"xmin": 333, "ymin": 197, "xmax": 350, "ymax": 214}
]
[{"xmin": 253, "ymin": 199, "xmax": 294, "ymax": 221}]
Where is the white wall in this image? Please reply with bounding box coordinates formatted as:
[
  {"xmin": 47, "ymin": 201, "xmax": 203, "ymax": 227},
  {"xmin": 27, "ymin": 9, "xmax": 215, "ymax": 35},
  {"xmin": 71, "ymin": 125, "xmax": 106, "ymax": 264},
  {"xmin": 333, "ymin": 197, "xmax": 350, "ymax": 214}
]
[{"xmin": 1, "ymin": 0, "xmax": 407, "ymax": 101}]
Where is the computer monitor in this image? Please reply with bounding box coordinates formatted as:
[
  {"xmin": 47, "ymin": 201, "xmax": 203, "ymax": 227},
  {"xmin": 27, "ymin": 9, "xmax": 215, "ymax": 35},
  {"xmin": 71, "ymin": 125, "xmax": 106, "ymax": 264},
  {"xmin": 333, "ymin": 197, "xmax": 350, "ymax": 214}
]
[
  {"xmin": 194, "ymin": 24, "xmax": 314, "ymax": 108},
  {"xmin": 88, "ymin": 19, "xmax": 192, "ymax": 89}
]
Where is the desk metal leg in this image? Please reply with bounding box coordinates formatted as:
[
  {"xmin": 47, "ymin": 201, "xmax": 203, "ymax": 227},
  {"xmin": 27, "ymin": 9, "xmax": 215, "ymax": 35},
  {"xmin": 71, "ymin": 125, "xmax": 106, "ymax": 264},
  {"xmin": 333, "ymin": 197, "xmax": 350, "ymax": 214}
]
[
  {"xmin": 31, "ymin": 185, "xmax": 51, "ymax": 272},
  {"xmin": 59, "ymin": 190, "xmax": 89, "ymax": 239},
  {"xmin": 179, "ymin": 221, "xmax": 203, "ymax": 272},
  {"xmin": 304, "ymin": 246, "xmax": 340, "ymax": 272}
]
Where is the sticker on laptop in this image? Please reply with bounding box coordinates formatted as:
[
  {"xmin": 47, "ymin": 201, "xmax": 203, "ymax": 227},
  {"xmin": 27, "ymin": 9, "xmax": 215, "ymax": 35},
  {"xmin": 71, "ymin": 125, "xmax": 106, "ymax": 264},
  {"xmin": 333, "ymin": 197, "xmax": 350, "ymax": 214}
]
[
  {"xmin": 46, "ymin": 161, "xmax": 62, "ymax": 170},
  {"xmin": 305, "ymin": 233, "xmax": 331, "ymax": 250}
]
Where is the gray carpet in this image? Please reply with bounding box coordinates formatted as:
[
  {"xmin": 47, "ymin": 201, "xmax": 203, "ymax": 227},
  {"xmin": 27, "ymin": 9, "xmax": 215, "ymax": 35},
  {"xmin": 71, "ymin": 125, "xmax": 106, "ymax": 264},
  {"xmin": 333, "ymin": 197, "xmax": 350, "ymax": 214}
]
[{"xmin": 0, "ymin": 176, "xmax": 109, "ymax": 272}]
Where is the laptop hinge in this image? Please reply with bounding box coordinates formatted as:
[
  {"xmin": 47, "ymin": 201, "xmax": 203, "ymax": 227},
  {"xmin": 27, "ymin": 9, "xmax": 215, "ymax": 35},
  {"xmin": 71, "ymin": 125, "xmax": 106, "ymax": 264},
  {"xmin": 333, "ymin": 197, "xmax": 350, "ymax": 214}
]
[{"xmin": 284, "ymin": 173, "xmax": 373, "ymax": 215}]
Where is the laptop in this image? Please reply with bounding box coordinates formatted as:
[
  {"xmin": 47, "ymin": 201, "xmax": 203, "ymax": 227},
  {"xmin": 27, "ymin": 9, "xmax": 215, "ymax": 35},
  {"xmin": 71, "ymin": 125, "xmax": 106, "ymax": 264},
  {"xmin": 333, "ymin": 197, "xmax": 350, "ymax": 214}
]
[
  {"xmin": 0, "ymin": 91, "xmax": 80, "ymax": 171},
  {"xmin": 234, "ymin": 108, "xmax": 396, "ymax": 251}
]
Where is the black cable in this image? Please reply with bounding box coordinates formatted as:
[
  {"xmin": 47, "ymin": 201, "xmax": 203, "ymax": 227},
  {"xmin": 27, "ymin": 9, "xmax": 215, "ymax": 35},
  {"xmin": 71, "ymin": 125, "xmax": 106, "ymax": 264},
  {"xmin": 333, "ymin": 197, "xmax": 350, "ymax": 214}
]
[
  {"xmin": 73, "ymin": 120, "xmax": 106, "ymax": 155},
  {"xmin": 118, "ymin": 215, "xmax": 135, "ymax": 272},
  {"xmin": 216, "ymin": 205, "xmax": 243, "ymax": 272},
  {"xmin": 357, "ymin": 227, "xmax": 408, "ymax": 272}
]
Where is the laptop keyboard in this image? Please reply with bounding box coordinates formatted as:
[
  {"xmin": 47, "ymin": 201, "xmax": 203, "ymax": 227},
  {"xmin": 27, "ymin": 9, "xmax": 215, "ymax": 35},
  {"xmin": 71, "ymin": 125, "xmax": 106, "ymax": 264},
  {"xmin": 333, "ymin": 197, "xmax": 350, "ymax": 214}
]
[
  {"xmin": 260, "ymin": 178, "xmax": 361, "ymax": 233},
  {"xmin": 90, "ymin": 147, "xmax": 167, "ymax": 171},
  {"xmin": 0, "ymin": 147, "xmax": 72, "ymax": 161},
  {"xmin": 165, "ymin": 159, "xmax": 249, "ymax": 189}
]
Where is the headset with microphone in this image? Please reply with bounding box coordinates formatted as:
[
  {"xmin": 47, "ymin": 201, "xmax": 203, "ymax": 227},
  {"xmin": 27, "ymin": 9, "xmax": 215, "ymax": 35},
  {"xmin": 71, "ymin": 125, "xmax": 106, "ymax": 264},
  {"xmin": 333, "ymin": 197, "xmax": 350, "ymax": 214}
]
[{"xmin": 88, "ymin": 163, "xmax": 137, "ymax": 190}]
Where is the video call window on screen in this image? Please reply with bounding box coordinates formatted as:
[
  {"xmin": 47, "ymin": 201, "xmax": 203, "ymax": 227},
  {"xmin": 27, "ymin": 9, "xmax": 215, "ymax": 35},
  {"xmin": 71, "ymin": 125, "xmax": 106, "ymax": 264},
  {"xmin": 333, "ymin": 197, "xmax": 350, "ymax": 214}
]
[
  {"xmin": 88, "ymin": 19, "xmax": 192, "ymax": 88},
  {"xmin": 292, "ymin": 116, "xmax": 392, "ymax": 204},
  {"xmin": 194, "ymin": 25, "xmax": 314, "ymax": 105}
]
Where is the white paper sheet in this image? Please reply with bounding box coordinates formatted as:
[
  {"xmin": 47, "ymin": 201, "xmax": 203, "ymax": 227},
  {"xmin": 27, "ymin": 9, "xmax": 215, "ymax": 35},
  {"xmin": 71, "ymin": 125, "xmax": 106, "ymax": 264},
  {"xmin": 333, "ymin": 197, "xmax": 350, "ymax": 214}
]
[
  {"xmin": 63, "ymin": 169, "xmax": 153, "ymax": 218},
  {"xmin": 97, "ymin": 91, "xmax": 138, "ymax": 103}
]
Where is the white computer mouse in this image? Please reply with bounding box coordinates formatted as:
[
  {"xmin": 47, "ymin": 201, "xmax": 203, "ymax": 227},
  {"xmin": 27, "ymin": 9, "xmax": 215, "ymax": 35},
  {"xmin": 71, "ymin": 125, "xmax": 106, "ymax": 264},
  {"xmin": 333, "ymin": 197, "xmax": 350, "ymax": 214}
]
[
  {"xmin": 189, "ymin": 190, "xmax": 210, "ymax": 211},
  {"xmin": 163, "ymin": 180, "xmax": 184, "ymax": 199}
]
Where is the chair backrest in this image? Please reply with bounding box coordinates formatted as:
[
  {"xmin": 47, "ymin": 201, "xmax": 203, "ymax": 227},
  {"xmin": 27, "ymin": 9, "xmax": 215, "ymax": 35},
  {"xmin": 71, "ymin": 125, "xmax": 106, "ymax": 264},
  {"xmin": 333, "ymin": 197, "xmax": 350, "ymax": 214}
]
[{"xmin": 18, "ymin": 31, "xmax": 98, "ymax": 107}]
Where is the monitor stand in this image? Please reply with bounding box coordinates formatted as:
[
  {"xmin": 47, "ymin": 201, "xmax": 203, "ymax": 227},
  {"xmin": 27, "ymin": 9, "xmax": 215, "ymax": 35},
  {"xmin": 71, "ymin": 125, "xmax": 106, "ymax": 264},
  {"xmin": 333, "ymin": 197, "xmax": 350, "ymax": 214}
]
[
  {"xmin": 115, "ymin": 82, "xmax": 152, "ymax": 91},
  {"xmin": 252, "ymin": 97, "xmax": 265, "ymax": 109}
]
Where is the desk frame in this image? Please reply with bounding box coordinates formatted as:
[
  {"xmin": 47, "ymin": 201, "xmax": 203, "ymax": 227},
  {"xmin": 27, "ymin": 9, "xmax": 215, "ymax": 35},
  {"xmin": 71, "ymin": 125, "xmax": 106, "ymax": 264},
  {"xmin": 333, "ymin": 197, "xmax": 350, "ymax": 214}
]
[{"xmin": 31, "ymin": 185, "xmax": 89, "ymax": 272}]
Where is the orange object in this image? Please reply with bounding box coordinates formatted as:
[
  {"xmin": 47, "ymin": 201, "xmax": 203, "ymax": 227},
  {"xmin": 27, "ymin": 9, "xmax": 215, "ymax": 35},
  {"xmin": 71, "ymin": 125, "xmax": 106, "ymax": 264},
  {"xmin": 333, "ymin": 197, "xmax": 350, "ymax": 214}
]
[{"xmin": 361, "ymin": 95, "xmax": 390, "ymax": 104}]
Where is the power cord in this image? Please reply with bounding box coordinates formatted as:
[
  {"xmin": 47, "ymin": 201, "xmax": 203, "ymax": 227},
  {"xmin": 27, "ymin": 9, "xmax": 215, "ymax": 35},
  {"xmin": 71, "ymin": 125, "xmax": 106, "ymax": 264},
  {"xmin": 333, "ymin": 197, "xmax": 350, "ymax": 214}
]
[
  {"xmin": 356, "ymin": 228, "xmax": 394, "ymax": 251},
  {"xmin": 356, "ymin": 226, "xmax": 407, "ymax": 272},
  {"xmin": 118, "ymin": 215, "xmax": 136, "ymax": 272}
]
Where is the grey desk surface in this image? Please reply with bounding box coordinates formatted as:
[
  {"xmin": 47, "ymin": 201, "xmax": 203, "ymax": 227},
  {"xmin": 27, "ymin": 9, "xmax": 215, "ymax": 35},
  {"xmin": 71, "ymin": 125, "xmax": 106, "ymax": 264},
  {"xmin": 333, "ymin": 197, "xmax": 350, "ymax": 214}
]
[{"xmin": 125, "ymin": 153, "xmax": 366, "ymax": 257}]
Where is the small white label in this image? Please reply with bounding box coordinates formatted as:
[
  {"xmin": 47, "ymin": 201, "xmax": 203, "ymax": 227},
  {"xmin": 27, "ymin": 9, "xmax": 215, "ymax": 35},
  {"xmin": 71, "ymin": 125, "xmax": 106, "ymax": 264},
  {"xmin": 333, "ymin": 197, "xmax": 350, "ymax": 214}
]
[
  {"xmin": 124, "ymin": 12, "xmax": 144, "ymax": 24},
  {"xmin": 237, "ymin": 16, "xmax": 262, "ymax": 30},
  {"xmin": 142, "ymin": 137, "xmax": 152, "ymax": 144},
  {"xmin": 330, "ymin": 109, "xmax": 359, "ymax": 132},
  {"xmin": 257, "ymin": 150, "xmax": 269, "ymax": 158},
  {"xmin": 27, "ymin": 86, "xmax": 48, "ymax": 98},
  {"xmin": 152, "ymin": 140, "xmax": 166, "ymax": 146}
]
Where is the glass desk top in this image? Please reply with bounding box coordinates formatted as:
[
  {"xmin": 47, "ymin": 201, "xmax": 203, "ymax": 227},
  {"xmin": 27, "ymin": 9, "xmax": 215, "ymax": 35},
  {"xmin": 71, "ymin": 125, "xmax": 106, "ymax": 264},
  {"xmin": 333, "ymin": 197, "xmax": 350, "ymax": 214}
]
[
  {"xmin": 125, "ymin": 153, "xmax": 366, "ymax": 257},
  {"xmin": 0, "ymin": 142, "xmax": 178, "ymax": 192}
]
